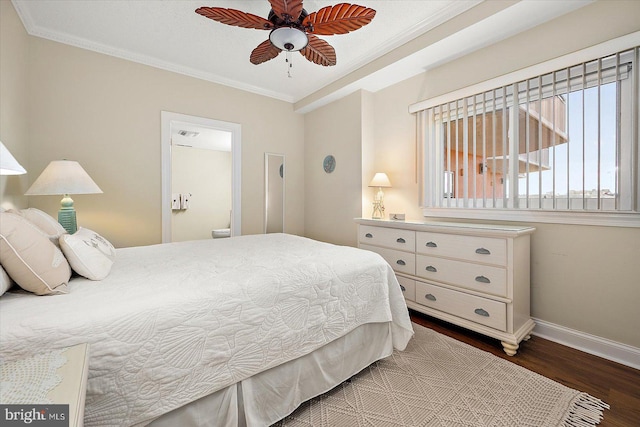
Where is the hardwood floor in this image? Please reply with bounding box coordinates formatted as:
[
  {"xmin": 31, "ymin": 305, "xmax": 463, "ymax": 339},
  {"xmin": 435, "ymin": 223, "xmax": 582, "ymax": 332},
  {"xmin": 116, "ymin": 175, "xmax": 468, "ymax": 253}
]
[{"xmin": 409, "ymin": 310, "xmax": 640, "ymax": 427}]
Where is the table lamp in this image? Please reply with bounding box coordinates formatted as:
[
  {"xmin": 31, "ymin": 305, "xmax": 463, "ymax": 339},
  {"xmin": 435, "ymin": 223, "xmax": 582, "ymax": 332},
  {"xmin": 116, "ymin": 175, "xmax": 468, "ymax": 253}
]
[
  {"xmin": 0, "ymin": 141, "xmax": 27, "ymax": 175},
  {"xmin": 368, "ymin": 172, "xmax": 391, "ymax": 219},
  {"xmin": 25, "ymin": 160, "xmax": 102, "ymax": 234}
]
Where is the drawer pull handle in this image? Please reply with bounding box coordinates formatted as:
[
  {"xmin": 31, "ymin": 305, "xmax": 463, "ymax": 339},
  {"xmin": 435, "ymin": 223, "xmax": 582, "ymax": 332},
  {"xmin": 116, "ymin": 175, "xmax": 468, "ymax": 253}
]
[
  {"xmin": 425, "ymin": 265, "xmax": 437, "ymax": 272},
  {"xmin": 475, "ymin": 247, "xmax": 491, "ymax": 255},
  {"xmin": 425, "ymin": 241, "xmax": 438, "ymax": 248},
  {"xmin": 474, "ymin": 308, "xmax": 490, "ymax": 317},
  {"xmin": 365, "ymin": 233, "xmax": 373, "ymax": 238},
  {"xmin": 396, "ymin": 259, "xmax": 406, "ymax": 266},
  {"xmin": 400, "ymin": 285, "xmax": 406, "ymax": 292},
  {"xmin": 475, "ymin": 275, "xmax": 491, "ymax": 284},
  {"xmin": 396, "ymin": 237, "xmax": 406, "ymax": 243},
  {"xmin": 425, "ymin": 294, "xmax": 437, "ymax": 301}
]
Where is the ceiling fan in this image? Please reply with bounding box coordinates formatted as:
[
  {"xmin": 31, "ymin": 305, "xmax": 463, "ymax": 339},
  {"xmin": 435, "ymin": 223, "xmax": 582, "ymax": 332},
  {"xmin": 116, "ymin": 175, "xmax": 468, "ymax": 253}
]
[{"xmin": 195, "ymin": 1, "xmax": 376, "ymax": 67}]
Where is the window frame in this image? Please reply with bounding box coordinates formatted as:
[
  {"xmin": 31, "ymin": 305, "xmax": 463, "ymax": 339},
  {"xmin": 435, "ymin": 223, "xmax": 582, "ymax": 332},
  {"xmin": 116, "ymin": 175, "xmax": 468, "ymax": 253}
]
[{"xmin": 410, "ymin": 32, "xmax": 640, "ymax": 228}]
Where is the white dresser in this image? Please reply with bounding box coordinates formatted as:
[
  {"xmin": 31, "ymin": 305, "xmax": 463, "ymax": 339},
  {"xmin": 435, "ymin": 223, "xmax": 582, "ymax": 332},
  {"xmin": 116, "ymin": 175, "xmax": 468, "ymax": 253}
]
[{"xmin": 356, "ymin": 218, "xmax": 535, "ymax": 356}]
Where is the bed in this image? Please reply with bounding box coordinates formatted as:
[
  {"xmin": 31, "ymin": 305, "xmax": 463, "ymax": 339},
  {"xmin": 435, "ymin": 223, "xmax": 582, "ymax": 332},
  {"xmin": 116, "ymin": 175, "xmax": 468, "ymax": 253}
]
[{"xmin": 0, "ymin": 233, "xmax": 414, "ymax": 426}]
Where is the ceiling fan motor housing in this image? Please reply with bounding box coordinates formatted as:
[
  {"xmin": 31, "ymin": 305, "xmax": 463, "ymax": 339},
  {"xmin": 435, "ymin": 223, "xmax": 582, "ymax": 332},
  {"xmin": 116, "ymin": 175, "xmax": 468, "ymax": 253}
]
[{"xmin": 268, "ymin": 8, "xmax": 308, "ymax": 26}]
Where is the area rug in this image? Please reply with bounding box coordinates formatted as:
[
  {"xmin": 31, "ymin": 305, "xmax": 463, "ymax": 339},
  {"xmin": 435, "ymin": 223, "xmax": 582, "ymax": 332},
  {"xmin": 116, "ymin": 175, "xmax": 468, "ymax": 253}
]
[{"xmin": 274, "ymin": 322, "xmax": 608, "ymax": 427}]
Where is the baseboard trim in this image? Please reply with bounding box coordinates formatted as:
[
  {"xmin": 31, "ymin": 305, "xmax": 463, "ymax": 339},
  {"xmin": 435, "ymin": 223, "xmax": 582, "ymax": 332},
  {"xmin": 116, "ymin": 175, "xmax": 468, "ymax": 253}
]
[{"xmin": 531, "ymin": 318, "xmax": 640, "ymax": 370}]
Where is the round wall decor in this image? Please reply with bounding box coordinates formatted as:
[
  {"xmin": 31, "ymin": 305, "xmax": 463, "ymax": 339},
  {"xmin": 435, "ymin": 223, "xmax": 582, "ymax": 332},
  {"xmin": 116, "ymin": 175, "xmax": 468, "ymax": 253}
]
[{"xmin": 323, "ymin": 155, "xmax": 336, "ymax": 173}]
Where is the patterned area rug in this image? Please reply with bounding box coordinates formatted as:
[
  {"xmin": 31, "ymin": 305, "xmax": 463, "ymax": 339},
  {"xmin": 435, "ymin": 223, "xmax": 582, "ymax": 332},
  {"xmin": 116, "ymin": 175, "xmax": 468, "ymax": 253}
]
[{"xmin": 274, "ymin": 322, "xmax": 608, "ymax": 427}]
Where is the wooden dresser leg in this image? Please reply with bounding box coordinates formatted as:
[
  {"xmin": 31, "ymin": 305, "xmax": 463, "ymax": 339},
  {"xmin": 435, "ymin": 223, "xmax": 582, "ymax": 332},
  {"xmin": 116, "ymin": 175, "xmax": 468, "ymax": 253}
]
[{"xmin": 501, "ymin": 341, "xmax": 519, "ymax": 356}]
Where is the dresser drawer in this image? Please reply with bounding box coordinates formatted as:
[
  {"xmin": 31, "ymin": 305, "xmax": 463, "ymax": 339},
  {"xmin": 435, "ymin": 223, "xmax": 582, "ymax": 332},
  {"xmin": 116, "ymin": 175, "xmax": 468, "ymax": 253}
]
[
  {"xmin": 359, "ymin": 225, "xmax": 416, "ymax": 251},
  {"xmin": 360, "ymin": 244, "xmax": 416, "ymax": 276},
  {"xmin": 416, "ymin": 255, "xmax": 507, "ymax": 297},
  {"xmin": 416, "ymin": 232, "xmax": 507, "ymax": 266},
  {"xmin": 396, "ymin": 276, "xmax": 416, "ymax": 302},
  {"xmin": 415, "ymin": 281, "xmax": 507, "ymax": 331}
]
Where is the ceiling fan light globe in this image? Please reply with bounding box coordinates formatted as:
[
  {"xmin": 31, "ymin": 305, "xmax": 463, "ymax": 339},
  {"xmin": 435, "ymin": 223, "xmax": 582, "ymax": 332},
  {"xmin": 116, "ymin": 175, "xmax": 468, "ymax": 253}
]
[{"xmin": 269, "ymin": 27, "xmax": 308, "ymax": 52}]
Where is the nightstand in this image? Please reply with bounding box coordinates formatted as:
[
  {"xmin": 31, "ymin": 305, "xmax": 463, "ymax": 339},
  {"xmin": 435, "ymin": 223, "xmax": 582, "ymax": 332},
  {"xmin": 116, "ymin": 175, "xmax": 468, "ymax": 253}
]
[{"xmin": 1, "ymin": 343, "xmax": 89, "ymax": 427}]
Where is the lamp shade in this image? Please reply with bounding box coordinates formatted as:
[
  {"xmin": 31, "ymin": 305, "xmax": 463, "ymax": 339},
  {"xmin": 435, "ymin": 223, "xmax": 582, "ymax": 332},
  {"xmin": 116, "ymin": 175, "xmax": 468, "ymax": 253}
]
[
  {"xmin": 368, "ymin": 172, "xmax": 391, "ymax": 188},
  {"xmin": 0, "ymin": 141, "xmax": 27, "ymax": 175},
  {"xmin": 269, "ymin": 27, "xmax": 309, "ymax": 51},
  {"xmin": 25, "ymin": 160, "xmax": 102, "ymax": 195}
]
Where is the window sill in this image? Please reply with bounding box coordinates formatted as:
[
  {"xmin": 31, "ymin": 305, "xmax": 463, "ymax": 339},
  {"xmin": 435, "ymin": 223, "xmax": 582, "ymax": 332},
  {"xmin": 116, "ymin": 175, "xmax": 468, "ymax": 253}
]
[{"xmin": 422, "ymin": 208, "xmax": 640, "ymax": 228}]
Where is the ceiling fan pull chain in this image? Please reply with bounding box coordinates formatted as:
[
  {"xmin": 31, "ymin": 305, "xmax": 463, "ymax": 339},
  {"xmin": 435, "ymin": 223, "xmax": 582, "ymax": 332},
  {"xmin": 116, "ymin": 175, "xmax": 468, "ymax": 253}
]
[{"xmin": 286, "ymin": 51, "xmax": 293, "ymax": 78}]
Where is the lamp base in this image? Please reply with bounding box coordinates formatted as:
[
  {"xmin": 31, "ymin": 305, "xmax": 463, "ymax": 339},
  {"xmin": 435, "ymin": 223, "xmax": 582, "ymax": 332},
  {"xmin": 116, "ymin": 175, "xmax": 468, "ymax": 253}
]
[
  {"xmin": 58, "ymin": 209, "xmax": 77, "ymax": 234},
  {"xmin": 58, "ymin": 194, "xmax": 77, "ymax": 234},
  {"xmin": 371, "ymin": 201, "xmax": 384, "ymax": 219}
]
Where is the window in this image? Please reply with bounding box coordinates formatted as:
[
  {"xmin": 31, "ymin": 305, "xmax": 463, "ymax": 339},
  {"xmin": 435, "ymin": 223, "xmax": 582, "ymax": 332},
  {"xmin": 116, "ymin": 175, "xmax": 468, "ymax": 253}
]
[{"xmin": 412, "ymin": 43, "xmax": 640, "ymax": 227}]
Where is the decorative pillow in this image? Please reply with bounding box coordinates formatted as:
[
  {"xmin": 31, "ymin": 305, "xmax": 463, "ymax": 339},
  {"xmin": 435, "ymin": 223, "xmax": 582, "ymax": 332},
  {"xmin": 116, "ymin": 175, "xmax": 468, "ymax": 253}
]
[
  {"xmin": 0, "ymin": 212, "xmax": 70, "ymax": 295},
  {"xmin": 8, "ymin": 208, "xmax": 68, "ymax": 247},
  {"xmin": 1, "ymin": 264, "xmax": 13, "ymax": 296},
  {"xmin": 59, "ymin": 228, "xmax": 116, "ymax": 280}
]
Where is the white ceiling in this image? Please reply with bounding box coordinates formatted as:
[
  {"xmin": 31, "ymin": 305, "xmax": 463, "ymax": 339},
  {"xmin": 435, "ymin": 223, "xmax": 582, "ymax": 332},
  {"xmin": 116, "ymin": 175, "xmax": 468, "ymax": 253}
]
[{"xmin": 12, "ymin": 0, "xmax": 592, "ymax": 111}]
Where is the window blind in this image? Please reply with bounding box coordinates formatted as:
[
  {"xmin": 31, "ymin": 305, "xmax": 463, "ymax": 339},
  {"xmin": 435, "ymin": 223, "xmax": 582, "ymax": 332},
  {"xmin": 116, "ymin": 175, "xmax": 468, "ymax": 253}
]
[{"xmin": 417, "ymin": 47, "xmax": 638, "ymax": 214}]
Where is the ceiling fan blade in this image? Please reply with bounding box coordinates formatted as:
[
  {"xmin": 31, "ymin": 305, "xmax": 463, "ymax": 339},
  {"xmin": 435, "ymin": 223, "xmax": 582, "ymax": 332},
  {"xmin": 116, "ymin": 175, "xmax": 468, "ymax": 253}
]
[
  {"xmin": 300, "ymin": 35, "xmax": 336, "ymax": 66},
  {"xmin": 303, "ymin": 3, "xmax": 376, "ymax": 35},
  {"xmin": 250, "ymin": 40, "xmax": 282, "ymax": 65},
  {"xmin": 269, "ymin": 0, "xmax": 304, "ymax": 22},
  {"xmin": 196, "ymin": 7, "xmax": 273, "ymax": 30}
]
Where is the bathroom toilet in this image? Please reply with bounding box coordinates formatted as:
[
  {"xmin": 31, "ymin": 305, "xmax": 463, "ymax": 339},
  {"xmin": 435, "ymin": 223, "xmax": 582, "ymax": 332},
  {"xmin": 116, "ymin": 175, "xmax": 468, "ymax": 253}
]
[{"xmin": 212, "ymin": 228, "xmax": 231, "ymax": 239}]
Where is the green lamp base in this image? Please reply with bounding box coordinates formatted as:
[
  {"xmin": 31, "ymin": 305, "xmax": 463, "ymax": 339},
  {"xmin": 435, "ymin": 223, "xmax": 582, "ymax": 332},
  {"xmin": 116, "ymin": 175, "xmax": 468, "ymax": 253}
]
[{"xmin": 58, "ymin": 194, "xmax": 78, "ymax": 234}]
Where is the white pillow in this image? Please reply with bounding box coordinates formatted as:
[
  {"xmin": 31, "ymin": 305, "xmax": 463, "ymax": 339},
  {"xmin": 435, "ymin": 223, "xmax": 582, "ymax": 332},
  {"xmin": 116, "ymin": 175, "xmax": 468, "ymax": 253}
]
[
  {"xmin": 59, "ymin": 228, "xmax": 115, "ymax": 280},
  {"xmin": 0, "ymin": 212, "xmax": 70, "ymax": 295},
  {"xmin": 1, "ymin": 264, "xmax": 14, "ymax": 296},
  {"xmin": 8, "ymin": 208, "xmax": 68, "ymax": 247}
]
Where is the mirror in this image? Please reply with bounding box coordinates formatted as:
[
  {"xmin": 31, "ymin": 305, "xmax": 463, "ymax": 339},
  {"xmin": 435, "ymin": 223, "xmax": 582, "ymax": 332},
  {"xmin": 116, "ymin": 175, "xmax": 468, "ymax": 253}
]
[{"xmin": 265, "ymin": 153, "xmax": 284, "ymax": 233}]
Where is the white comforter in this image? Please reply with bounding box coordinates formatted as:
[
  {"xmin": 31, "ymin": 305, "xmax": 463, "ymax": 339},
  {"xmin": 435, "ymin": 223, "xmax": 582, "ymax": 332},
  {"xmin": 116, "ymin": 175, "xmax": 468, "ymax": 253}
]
[{"xmin": 0, "ymin": 234, "xmax": 413, "ymax": 426}]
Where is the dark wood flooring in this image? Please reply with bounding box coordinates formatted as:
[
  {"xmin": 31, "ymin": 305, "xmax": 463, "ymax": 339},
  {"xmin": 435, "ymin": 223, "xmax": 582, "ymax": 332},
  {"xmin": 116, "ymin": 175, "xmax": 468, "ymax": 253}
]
[{"xmin": 410, "ymin": 310, "xmax": 640, "ymax": 427}]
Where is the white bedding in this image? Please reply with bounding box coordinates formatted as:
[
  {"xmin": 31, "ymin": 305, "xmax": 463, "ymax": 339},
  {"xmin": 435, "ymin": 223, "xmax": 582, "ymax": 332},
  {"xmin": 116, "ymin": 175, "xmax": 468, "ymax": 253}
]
[{"xmin": 0, "ymin": 233, "xmax": 413, "ymax": 426}]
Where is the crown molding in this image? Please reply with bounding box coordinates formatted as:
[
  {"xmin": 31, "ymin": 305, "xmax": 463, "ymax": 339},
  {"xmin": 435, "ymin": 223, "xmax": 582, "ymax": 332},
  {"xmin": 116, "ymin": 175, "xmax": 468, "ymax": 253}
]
[
  {"xmin": 11, "ymin": 0, "xmax": 479, "ymax": 106},
  {"xmin": 11, "ymin": 0, "xmax": 294, "ymax": 103},
  {"xmin": 296, "ymin": 1, "xmax": 481, "ymax": 103}
]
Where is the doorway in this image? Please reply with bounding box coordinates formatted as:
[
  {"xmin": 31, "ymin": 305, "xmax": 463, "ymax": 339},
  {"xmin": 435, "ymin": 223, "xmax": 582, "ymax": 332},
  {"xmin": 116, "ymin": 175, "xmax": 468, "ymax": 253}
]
[{"xmin": 161, "ymin": 111, "xmax": 241, "ymax": 243}]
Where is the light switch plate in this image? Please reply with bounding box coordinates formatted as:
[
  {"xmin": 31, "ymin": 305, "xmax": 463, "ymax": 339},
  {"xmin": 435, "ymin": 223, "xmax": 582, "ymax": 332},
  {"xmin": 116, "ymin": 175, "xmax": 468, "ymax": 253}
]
[
  {"xmin": 171, "ymin": 194, "xmax": 181, "ymax": 210},
  {"xmin": 389, "ymin": 213, "xmax": 405, "ymax": 221}
]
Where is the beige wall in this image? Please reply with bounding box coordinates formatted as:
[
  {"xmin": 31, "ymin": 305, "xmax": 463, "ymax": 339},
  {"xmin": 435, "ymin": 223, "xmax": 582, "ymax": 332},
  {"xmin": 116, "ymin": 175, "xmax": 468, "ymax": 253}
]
[
  {"xmin": 367, "ymin": 0, "xmax": 640, "ymax": 348},
  {"xmin": 266, "ymin": 153, "xmax": 284, "ymax": 233},
  {"xmin": 171, "ymin": 146, "xmax": 231, "ymax": 242},
  {"xmin": 16, "ymin": 33, "xmax": 304, "ymax": 247},
  {"xmin": 371, "ymin": 76, "xmax": 424, "ymax": 222},
  {"xmin": 0, "ymin": 0, "xmax": 29, "ymax": 210},
  {"xmin": 361, "ymin": 91, "xmax": 376, "ymax": 220},
  {"xmin": 304, "ymin": 91, "xmax": 367, "ymax": 246}
]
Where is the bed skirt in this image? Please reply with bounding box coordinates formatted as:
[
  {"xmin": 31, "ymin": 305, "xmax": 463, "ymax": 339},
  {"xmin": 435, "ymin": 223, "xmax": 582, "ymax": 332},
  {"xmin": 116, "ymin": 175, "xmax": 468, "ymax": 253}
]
[{"xmin": 144, "ymin": 322, "xmax": 394, "ymax": 427}]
